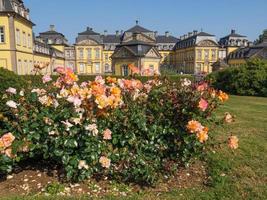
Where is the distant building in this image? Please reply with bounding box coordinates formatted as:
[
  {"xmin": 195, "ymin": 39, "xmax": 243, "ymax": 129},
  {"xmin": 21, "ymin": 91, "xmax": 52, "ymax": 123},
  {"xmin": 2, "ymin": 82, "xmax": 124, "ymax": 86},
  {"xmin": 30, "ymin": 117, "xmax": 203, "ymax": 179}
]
[
  {"xmin": 227, "ymin": 30, "xmax": 267, "ymax": 66},
  {"xmin": 219, "ymin": 29, "xmax": 249, "ymax": 58},
  {"xmin": 174, "ymin": 31, "xmax": 219, "ymax": 74},
  {"xmin": 1, "ymin": 0, "xmax": 266, "ymax": 75},
  {"xmin": 112, "ymin": 22, "xmax": 161, "ymax": 75}
]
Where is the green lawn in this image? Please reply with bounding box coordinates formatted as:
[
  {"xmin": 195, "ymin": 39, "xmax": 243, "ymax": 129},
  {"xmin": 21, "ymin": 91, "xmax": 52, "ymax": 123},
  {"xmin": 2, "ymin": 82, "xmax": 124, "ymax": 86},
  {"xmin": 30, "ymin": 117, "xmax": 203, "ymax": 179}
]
[{"xmin": 2, "ymin": 96, "xmax": 267, "ymax": 200}]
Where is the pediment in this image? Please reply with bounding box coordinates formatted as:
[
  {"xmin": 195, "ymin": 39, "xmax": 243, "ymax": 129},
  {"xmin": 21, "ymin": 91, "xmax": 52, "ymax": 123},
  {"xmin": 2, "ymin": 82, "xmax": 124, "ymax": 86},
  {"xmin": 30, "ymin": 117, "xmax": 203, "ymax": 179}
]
[
  {"xmin": 123, "ymin": 32, "xmax": 155, "ymax": 44},
  {"xmin": 145, "ymin": 48, "xmax": 161, "ymax": 58},
  {"xmin": 197, "ymin": 40, "xmax": 217, "ymax": 47},
  {"xmin": 77, "ymin": 39, "xmax": 99, "ymax": 45},
  {"xmin": 112, "ymin": 47, "xmax": 135, "ymax": 58}
]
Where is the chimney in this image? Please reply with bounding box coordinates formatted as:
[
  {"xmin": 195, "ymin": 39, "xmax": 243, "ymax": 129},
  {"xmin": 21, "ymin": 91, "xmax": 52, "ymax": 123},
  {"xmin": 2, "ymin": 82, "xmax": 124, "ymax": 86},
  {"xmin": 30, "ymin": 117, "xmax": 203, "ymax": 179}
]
[
  {"xmin": 116, "ymin": 30, "xmax": 119, "ymax": 36},
  {"xmin": 165, "ymin": 31, "xmax": 169, "ymax": 37},
  {"xmin": 50, "ymin": 25, "xmax": 55, "ymax": 31},
  {"xmin": 193, "ymin": 30, "xmax": 198, "ymax": 35},
  {"xmin": 136, "ymin": 20, "xmax": 139, "ymax": 25},
  {"xmin": 104, "ymin": 30, "xmax": 107, "ymax": 36},
  {"xmin": 188, "ymin": 32, "xmax": 192, "ymax": 37},
  {"xmin": 121, "ymin": 30, "xmax": 123, "ymax": 35},
  {"xmin": 154, "ymin": 31, "xmax": 158, "ymax": 37},
  {"xmin": 231, "ymin": 29, "xmax": 236, "ymax": 34},
  {"xmin": 86, "ymin": 27, "xmax": 90, "ymax": 31},
  {"xmin": 0, "ymin": 0, "xmax": 3, "ymax": 11}
]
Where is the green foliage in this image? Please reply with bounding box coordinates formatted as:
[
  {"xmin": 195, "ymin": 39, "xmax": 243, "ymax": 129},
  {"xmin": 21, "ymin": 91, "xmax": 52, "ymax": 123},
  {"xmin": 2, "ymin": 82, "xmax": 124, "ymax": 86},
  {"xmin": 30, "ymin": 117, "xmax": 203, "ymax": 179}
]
[
  {"xmin": 208, "ymin": 59, "xmax": 267, "ymax": 97},
  {"xmin": 45, "ymin": 182, "xmax": 65, "ymax": 195},
  {"xmin": 0, "ymin": 68, "xmax": 28, "ymax": 93},
  {"xmin": 0, "ymin": 72, "xmax": 225, "ymax": 185}
]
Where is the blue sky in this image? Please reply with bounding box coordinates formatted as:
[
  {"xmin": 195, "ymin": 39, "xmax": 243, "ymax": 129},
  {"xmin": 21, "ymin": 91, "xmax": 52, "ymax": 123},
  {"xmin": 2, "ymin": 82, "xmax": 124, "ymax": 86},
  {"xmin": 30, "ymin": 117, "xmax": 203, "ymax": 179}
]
[{"xmin": 24, "ymin": 0, "xmax": 267, "ymax": 44}]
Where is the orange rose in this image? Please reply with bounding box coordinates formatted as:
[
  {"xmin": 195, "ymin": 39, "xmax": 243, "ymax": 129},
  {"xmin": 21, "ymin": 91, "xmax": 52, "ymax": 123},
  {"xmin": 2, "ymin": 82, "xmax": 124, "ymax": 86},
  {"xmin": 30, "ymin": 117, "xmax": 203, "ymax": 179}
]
[
  {"xmin": 110, "ymin": 87, "xmax": 121, "ymax": 97},
  {"xmin": 186, "ymin": 120, "xmax": 203, "ymax": 134},
  {"xmin": 106, "ymin": 76, "xmax": 117, "ymax": 84},
  {"xmin": 196, "ymin": 127, "xmax": 209, "ymax": 143},
  {"xmin": 218, "ymin": 91, "xmax": 229, "ymax": 102}
]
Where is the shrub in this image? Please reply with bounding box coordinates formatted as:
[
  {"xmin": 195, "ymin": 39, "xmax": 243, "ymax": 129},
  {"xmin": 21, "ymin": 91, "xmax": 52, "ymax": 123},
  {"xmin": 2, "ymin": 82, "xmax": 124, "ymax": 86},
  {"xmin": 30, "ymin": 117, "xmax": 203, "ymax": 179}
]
[
  {"xmin": 208, "ymin": 59, "xmax": 267, "ymax": 97},
  {"xmin": 0, "ymin": 68, "xmax": 28, "ymax": 93},
  {"xmin": 0, "ymin": 68, "xmax": 232, "ymax": 185}
]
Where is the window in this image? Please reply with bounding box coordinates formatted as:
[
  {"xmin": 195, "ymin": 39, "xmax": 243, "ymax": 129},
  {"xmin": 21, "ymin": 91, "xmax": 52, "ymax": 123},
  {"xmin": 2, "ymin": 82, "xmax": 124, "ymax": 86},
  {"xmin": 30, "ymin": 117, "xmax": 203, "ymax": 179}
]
[
  {"xmin": 70, "ymin": 50, "xmax": 74, "ymax": 57},
  {"xmin": 66, "ymin": 50, "xmax": 70, "ymax": 58},
  {"xmin": 79, "ymin": 49, "xmax": 84, "ymax": 59},
  {"xmin": 95, "ymin": 63, "xmax": 100, "ymax": 73},
  {"xmin": 14, "ymin": 4, "xmax": 18, "ymax": 13},
  {"xmin": 22, "ymin": 32, "xmax": 26, "ymax": 47},
  {"xmin": 104, "ymin": 53, "xmax": 108, "ymax": 60},
  {"xmin": 204, "ymin": 50, "xmax": 209, "ymax": 60},
  {"xmin": 27, "ymin": 34, "xmax": 31, "ymax": 48},
  {"xmin": 69, "ymin": 62, "xmax": 74, "ymax": 70},
  {"xmin": 105, "ymin": 63, "xmax": 110, "ymax": 72},
  {"xmin": 17, "ymin": 60, "xmax": 22, "ymax": 74},
  {"xmin": 211, "ymin": 50, "xmax": 216, "ymax": 60},
  {"xmin": 28, "ymin": 60, "xmax": 33, "ymax": 74},
  {"xmin": 149, "ymin": 65, "xmax": 154, "ymax": 75},
  {"xmin": 197, "ymin": 50, "xmax": 202, "ymax": 60},
  {"xmin": 87, "ymin": 48, "xmax": 91, "ymax": 59},
  {"xmin": 16, "ymin": 29, "xmax": 20, "ymax": 45},
  {"xmin": 95, "ymin": 48, "xmax": 100, "ymax": 59},
  {"xmin": 0, "ymin": 27, "xmax": 4, "ymax": 43},
  {"xmin": 24, "ymin": 60, "xmax": 27, "ymax": 75},
  {"xmin": 79, "ymin": 63, "xmax": 85, "ymax": 73},
  {"xmin": 195, "ymin": 63, "xmax": 201, "ymax": 73},
  {"xmin": 122, "ymin": 65, "xmax": 128, "ymax": 76}
]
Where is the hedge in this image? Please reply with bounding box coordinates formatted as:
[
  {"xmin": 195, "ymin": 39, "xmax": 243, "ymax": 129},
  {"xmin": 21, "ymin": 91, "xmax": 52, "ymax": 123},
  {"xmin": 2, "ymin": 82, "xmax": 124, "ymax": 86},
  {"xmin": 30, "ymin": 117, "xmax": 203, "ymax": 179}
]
[{"xmin": 207, "ymin": 59, "xmax": 267, "ymax": 97}]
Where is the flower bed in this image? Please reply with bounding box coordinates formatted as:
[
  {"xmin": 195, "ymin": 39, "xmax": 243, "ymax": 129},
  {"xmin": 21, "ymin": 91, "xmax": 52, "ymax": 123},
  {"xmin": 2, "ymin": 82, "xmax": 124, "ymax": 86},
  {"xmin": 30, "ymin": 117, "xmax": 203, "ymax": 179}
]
[{"xmin": 0, "ymin": 67, "xmax": 236, "ymax": 185}]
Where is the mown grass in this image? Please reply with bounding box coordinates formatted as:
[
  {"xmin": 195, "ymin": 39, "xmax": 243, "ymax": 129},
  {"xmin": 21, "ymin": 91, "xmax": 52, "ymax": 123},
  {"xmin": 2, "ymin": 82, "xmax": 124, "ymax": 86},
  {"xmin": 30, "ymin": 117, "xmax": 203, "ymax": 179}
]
[{"xmin": 2, "ymin": 95, "xmax": 267, "ymax": 200}]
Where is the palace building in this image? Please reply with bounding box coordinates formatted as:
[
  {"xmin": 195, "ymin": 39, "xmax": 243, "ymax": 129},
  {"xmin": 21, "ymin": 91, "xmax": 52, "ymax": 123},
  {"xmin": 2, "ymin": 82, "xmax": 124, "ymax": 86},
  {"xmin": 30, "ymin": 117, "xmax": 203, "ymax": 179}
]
[
  {"xmin": 174, "ymin": 31, "xmax": 219, "ymax": 74},
  {"xmin": 0, "ymin": 0, "xmax": 265, "ymax": 76},
  {"xmin": 0, "ymin": 0, "xmax": 67, "ymax": 75},
  {"xmin": 227, "ymin": 30, "xmax": 267, "ymax": 66}
]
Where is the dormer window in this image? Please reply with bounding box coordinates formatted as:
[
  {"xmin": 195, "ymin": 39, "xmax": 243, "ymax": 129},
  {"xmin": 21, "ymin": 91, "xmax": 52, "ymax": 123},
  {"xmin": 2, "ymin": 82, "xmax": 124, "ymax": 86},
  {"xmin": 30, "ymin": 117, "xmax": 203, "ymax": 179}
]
[{"xmin": 14, "ymin": 4, "xmax": 18, "ymax": 13}]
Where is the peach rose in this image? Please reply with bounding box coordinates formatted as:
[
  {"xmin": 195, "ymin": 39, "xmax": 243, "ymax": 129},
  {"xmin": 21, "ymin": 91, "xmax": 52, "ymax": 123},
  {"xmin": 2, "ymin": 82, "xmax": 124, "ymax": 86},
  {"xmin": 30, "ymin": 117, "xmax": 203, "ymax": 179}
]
[
  {"xmin": 1, "ymin": 133, "xmax": 15, "ymax": 148},
  {"xmin": 103, "ymin": 129, "xmax": 112, "ymax": 140},
  {"xmin": 186, "ymin": 120, "xmax": 203, "ymax": 134},
  {"xmin": 99, "ymin": 156, "xmax": 111, "ymax": 169},
  {"xmin": 224, "ymin": 112, "xmax": 234, "ymax": 123},
  {"xmin": 228, "ymin": 135, "xmax": 239, "ymax": 149}
]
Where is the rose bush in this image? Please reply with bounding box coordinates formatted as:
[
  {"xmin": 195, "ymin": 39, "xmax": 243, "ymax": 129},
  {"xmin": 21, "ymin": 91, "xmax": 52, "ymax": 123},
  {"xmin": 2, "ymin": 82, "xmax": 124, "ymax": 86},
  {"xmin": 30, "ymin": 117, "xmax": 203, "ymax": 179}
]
[{"xmin": 0, "ymin": 67, "xmax": 235, "ymax": 185}]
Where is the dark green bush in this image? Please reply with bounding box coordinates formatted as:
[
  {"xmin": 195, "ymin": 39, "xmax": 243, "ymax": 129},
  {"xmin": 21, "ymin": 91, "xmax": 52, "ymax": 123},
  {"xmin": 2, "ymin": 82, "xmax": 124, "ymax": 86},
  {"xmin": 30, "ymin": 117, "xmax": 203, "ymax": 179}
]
[
  {"xmin": 0, "ymin": 68, "xmax": 28, "ymax": 93},
  {"xmin": 208, "ymin": 59, "xmax": 267, "ymax": 97}
]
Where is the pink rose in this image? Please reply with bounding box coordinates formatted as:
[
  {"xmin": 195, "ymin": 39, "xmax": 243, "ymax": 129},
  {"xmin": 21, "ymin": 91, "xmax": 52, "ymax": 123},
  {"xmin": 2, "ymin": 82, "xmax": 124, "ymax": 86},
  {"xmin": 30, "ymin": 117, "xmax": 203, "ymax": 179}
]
[
  {"xmin": 198, "ymin": 98, "xmax": 208, "ymax": 111},
  {"xmin": 42, "ymin": 74, "xmax": 52, "ymax": 83}
]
